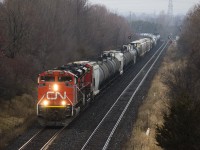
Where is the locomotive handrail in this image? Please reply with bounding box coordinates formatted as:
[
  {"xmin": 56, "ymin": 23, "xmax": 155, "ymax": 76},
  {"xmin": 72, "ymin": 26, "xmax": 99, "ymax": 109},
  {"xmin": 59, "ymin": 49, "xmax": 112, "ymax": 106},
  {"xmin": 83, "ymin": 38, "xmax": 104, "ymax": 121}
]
[
  {"xmin": 76, "ymin": 86, "xmax": 85, "ymax": 98},
  {"xmin": 65, "ymin": 95, "xmax": 73, "ymax": 106},
  {"xmin": 79, "ymin": 82, "xmax": 90, "ymax": 90},
  {"xmin": 36, "ymin": 94, "xmax": 45, "ymax": 115}
]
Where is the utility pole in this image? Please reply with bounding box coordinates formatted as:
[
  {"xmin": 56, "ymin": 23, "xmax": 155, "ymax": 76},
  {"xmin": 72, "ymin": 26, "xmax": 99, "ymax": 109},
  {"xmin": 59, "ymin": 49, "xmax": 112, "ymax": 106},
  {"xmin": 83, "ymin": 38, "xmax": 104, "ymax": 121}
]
[{"xmin": 167, "ymin": 0, "xmax": 173, "ymax": 25}]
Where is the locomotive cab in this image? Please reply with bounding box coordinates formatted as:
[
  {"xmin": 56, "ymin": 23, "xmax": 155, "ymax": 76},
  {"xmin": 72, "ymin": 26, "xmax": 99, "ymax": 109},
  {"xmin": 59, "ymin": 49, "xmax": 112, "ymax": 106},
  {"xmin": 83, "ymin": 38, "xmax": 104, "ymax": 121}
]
[{"xmin": 37, "ymin": 70, "xmax": 79, "ymax": 126}]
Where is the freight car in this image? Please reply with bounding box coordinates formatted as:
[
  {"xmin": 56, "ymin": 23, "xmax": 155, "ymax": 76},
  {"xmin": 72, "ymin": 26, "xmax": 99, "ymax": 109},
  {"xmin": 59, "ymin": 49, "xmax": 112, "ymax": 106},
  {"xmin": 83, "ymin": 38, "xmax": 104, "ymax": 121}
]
[
  {"xmin": 130, "ymin": 38, "xmax": 152, "ymax": 56},
  {"xmin": 36, "ymin": 34, "xmax": 160, "ymax": 126},
  {"xmin": 140, "ymin": 33, "xmax": 160, "ymax": 47}
]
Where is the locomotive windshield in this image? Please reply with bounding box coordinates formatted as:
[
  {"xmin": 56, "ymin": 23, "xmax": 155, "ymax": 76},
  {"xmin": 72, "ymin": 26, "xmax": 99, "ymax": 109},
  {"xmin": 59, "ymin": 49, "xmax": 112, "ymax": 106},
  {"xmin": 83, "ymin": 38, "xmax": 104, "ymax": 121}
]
[
  {"xmin": 40, "ymin": 76, "xmax": 55, "ymax": 82},
  {"xmin": 58, "ymin": 76, "xmax": 72, "ymax": 82}
]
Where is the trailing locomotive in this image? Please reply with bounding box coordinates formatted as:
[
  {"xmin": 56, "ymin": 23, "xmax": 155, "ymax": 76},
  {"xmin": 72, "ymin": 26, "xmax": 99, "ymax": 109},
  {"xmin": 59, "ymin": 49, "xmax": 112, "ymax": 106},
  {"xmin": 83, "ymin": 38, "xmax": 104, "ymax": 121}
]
[{"xmin": 37, "ymin": 33, "xmax": 160, "ymax": 126}]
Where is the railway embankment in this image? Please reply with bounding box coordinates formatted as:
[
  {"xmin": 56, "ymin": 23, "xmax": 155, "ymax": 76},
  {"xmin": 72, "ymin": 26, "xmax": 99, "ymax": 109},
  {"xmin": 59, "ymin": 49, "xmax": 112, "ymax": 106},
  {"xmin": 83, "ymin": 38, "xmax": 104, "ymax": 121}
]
[
  {"xmin": 3, "ymin": 41, "xmax": 169, "ymax": 150},
  {"xmin": 124, "ymin": 42, "xmax": 182, "ymax": 149}
]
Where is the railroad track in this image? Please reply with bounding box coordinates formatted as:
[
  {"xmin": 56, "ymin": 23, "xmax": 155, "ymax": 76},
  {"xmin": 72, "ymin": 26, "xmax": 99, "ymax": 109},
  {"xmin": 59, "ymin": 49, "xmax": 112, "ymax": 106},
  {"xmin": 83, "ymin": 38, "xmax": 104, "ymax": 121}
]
[
  {"xmin": 18, "ymin": 126, "xmax": 66, "ymax": 150},
  {"xmin": 16, "ymin": 41, "xmax": 167, "ymax": 150},
  {"xmin": 80, "ymin": 41, "xmax": 169, "ymax": 150}
]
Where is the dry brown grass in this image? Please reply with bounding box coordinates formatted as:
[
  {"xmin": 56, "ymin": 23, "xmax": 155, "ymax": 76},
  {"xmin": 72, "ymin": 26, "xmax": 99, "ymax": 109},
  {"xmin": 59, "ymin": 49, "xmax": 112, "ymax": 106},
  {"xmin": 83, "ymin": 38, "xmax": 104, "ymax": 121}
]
[
  {"xmin": 123, "ymin": 43, "xmax": 183, "ymax": 150},
  {"xmin": 0, "ymin": 94, "xmax": 36, "ymax": 149}
]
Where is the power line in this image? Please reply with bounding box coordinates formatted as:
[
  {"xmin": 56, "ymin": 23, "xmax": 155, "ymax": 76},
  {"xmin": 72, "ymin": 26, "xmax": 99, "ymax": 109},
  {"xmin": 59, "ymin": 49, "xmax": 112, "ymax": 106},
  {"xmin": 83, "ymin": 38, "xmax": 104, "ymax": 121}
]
[{"xmin": 168, "ymin": 0, "xmax": 173, "ymax": 17}]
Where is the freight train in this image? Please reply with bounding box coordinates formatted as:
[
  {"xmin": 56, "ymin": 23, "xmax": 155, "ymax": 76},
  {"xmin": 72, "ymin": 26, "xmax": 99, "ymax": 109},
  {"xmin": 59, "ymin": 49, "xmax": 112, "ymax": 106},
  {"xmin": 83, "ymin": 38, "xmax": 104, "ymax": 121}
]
[{"xmin": 37, "ymin": 33, "xmax": 160, "ymax": 126}]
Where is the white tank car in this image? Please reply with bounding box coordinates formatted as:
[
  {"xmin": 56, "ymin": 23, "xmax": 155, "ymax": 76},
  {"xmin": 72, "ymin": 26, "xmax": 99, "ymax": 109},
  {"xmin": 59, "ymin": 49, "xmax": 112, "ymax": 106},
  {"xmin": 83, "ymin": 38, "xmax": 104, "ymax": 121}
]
[
  {"xmin": 130, "ymin": 39, "xmax": 146, "ymax": 56},
  {"xmin": 103, "ymin": 50, "xmax": 124, "ymax": 74},
  {"xmin": 98, "ymin": 55, "xmax": 120, "ymax": 85},
  {"xmin": 143, "ymin": 38, "xmax": 152, "ymax": 51},
  {"xmin": 122, "ymin": 44, "xmax": 137, "ymax": 65}
]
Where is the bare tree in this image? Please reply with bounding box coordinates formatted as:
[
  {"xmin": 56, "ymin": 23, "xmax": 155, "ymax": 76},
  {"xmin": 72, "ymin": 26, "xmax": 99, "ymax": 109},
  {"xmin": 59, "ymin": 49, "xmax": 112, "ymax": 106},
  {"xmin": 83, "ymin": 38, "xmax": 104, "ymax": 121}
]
[
  {"xmin": 0, "ymin": 0, "xmax": 30, "ymax": 58},
  {"xmin": 0, "ymin": 0, "xmax": 132, "ymax": 100}
]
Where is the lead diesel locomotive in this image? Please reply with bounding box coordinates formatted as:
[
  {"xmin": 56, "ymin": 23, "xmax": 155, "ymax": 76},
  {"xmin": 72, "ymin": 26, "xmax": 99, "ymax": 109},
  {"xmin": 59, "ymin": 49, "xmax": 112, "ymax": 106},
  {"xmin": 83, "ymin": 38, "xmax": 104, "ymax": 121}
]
[{"xmin": 37, "ymin": 34, "xmax": 160, "ymax": 126}]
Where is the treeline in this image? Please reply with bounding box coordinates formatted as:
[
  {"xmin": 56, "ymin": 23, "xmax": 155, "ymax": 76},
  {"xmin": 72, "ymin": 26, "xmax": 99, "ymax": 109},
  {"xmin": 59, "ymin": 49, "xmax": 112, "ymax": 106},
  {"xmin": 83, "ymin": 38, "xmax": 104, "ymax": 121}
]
[
  {"xmin": 156, "ymin": 4, "xmax": 200, "ymax": 150},
  {"xmin": 129, "ymin": 12, "xmax": 183, "ymax": 38},
  {"xmin": 0, "ymin": 0, "xmax": 131, "ymax": 100},
  {"xmin": 131, "ymin": 20, "xmax": 158, "ymax": 34}
]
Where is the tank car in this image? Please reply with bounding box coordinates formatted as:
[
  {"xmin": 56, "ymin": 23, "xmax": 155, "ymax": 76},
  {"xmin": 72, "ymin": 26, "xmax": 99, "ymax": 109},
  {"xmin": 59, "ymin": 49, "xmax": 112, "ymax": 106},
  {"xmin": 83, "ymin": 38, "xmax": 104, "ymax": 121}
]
[
  {"xmin": 130, "ymin": 39, "xmax": 147, "ymax": 56},
  {"xmin": 122, "ymin": 44, "xmax": 137, "ymax": 65},
  {"xmin": 103, "ymin": 50, "xmax": 124, "ymax": 74},
  {"xmin": 143, "ymin": 38, "xmax": 152, "ymax": 51}
]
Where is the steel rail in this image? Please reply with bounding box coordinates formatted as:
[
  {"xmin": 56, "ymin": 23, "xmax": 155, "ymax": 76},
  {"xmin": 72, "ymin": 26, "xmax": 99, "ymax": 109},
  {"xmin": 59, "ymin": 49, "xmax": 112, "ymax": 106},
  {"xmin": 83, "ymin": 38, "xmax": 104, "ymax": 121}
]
[
  {"xmin": 18, "ymin": 42, "xmax": 166, "ymax": 150},
  {"xmin": 102, "ymin": 41, "xmax": 169, "ymax": 150},
  {"xmin": 40, "ymin": 126, "xmax": 67, "ymax": 150},
  {"xmin": 18, "ymin": 128, "xmax": 45, "ymax": 150},
  {"xmin": 81, "ymin": 42, "xmax": 167, "ymax": 150}
]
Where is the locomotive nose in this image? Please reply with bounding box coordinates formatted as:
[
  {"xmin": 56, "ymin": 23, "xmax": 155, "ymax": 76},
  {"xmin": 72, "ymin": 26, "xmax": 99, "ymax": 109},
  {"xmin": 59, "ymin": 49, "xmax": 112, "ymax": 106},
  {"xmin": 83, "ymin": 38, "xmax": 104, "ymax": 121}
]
[{"xmin": 53, "ymin": 110, "xmax": 58, "ymax": 120}]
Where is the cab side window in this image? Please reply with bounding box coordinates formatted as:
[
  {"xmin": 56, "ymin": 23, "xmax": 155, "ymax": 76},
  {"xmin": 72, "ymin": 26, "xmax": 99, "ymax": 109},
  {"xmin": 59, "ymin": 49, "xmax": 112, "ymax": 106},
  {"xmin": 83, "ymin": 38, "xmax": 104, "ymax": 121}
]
[{"xmin": 58, "ymin": 76, "xmax": 72, "ymax": 82}]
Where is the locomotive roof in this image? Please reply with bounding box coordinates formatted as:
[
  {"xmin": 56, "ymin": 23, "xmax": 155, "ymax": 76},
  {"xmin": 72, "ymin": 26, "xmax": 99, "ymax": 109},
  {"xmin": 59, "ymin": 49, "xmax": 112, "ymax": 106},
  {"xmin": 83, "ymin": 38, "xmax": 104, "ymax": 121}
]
[
  {"xmin": 131, "ymin": 38, "xmax": 147, "ymax": 44},
  {"xmin": 53, "ymin": 63, "xmax": 89, "ymax": 77}
]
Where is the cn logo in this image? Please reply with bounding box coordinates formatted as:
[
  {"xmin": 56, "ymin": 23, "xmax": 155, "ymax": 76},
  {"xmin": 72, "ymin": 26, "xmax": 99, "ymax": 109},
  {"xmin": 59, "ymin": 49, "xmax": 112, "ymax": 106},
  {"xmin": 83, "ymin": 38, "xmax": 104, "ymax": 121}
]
[{"xmin": 47, "ymin": 91, "xmax": 67, "ymax": 100}]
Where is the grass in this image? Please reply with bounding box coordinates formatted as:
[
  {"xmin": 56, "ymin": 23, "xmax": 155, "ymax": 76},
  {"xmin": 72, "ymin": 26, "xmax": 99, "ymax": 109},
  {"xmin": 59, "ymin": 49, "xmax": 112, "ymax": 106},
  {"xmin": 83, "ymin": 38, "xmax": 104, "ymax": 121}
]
[
  {"xmin": 0, "ymin": 94, "xmax": 36, "ymax": 149},
  {"xmin": 123, "ymin": 42, "xmax": 183, "ymax": 150}
]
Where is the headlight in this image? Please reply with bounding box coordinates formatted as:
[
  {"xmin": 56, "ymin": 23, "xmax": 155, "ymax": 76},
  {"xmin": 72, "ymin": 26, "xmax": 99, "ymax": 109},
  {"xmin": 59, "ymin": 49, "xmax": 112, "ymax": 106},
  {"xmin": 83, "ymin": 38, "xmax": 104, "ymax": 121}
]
[
  {"xmin": 61, "ymin": 100, "xmax": 66, "ymax": 106},
  {"xmin": 43, "ymin": 100, "xmax": 49, "ymax": 106},
  {"xmin": 53, "ymin": 84, "xmax": 58, "ymax": 91}
]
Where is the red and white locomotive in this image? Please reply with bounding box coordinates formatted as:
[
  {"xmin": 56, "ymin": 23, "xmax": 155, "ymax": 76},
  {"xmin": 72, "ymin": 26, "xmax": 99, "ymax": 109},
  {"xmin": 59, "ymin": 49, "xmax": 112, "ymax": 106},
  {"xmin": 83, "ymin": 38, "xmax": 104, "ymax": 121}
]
[{"xmin": 37, "ymin": 34, "xmax": 160, "ymax": 126}]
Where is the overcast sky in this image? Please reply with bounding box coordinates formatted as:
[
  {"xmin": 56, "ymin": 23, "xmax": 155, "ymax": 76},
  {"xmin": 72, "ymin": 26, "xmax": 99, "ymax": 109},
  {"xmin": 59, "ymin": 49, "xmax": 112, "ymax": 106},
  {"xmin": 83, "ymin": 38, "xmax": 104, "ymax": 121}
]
[{"xmin": 89, "ymin": 0, "xmax": 200, "ymax": 15}]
